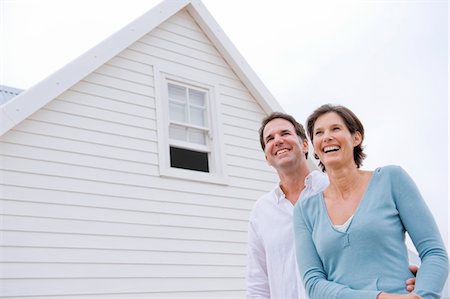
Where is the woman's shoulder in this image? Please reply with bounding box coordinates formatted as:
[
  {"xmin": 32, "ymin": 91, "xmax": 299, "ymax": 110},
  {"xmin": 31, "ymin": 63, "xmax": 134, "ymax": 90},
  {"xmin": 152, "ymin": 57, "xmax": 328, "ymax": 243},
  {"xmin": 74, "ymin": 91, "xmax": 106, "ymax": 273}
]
[
  {"xmin": 373, "ymin": 165, "xmax": 406, "ymax": 176},
  {"xmin": 295, "ymin": 191, "xmax": 323, "ymax": 212}
]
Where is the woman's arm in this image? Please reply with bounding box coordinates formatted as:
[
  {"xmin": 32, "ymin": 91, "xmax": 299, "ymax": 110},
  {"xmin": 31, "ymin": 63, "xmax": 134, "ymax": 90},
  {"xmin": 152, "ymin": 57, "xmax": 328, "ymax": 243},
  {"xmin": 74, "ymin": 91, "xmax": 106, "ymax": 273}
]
[{"xmin": 392, "ymin": 166, "xmax": 449, "ymax": 298}]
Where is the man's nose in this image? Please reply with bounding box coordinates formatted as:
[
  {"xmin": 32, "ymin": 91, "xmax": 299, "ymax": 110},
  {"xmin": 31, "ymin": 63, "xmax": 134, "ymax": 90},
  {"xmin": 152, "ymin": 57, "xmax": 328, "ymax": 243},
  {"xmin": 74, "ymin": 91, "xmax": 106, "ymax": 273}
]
[{"xmin": 274, "ymin": 134, "xmax": 283, "ymax": 144}]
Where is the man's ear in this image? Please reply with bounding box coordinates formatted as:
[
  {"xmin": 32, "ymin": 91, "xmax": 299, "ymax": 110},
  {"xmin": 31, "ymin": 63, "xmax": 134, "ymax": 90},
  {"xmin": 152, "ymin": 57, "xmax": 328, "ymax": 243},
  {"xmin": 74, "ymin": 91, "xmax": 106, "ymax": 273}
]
[{"xmin": 302, "ymin": 138, "xmax": 309, "ymax": 155}]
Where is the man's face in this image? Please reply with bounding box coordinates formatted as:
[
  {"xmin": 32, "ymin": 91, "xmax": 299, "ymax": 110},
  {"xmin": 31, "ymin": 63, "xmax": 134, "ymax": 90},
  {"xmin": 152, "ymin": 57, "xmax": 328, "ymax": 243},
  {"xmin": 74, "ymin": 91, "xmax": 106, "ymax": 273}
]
[{"xmin": 262, "ymin": 118, "xmax": 308, "ymax": 170}]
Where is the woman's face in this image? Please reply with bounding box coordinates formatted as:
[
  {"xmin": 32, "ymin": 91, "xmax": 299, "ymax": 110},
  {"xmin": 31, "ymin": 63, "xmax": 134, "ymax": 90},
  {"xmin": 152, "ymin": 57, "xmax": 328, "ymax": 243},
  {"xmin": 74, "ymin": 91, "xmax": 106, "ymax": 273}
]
[{"xmin": 312, "ymin": 112, "xmax": 361, "ymax": 169}]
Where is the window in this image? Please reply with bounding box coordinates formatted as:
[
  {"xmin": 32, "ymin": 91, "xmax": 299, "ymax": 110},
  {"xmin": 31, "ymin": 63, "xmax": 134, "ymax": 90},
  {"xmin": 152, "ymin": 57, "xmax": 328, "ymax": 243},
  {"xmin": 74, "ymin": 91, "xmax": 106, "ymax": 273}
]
[
  {"xmin": 167, "ymin": 83, "xmax": 209, "ymax": 172},
  {"xmin": 155, "ymin": 71, "xmax": 228, "ymax": 185}
]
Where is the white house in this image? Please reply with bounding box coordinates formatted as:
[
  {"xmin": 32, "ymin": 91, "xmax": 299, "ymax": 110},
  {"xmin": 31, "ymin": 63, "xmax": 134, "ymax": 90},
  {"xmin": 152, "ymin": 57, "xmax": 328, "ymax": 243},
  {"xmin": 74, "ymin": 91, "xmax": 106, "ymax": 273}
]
[{"xmin": 0, "ymin": 0, "xmax": 286, "ymax": 297}]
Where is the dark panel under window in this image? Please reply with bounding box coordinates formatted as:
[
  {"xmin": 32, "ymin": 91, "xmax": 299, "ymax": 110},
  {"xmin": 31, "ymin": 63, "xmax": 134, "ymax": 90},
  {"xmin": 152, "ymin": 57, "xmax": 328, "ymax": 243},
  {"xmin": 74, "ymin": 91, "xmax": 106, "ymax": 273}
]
[{"xmin": 170, "ymin": 147, "xmax": 209, "ymax": 173}]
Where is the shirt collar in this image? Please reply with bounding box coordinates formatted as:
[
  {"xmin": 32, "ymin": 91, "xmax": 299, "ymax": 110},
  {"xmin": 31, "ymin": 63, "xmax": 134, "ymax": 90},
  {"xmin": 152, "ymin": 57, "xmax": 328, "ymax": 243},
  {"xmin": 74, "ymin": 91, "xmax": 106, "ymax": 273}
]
[
  {"xmin": 274, "ymin": 184, "xmax": 285, "ymax": 204},
  {"xmin": 274, "ymin": 170, "xmax": 328, "ymax": 204}
]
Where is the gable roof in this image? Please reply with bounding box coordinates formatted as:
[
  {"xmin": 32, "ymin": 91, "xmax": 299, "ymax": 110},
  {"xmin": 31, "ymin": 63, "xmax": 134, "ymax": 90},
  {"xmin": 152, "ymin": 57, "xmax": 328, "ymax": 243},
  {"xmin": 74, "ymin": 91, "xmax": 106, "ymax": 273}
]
[{"xmin": 0, "ymin": 0, "xmax": 282, "ymax": 136}]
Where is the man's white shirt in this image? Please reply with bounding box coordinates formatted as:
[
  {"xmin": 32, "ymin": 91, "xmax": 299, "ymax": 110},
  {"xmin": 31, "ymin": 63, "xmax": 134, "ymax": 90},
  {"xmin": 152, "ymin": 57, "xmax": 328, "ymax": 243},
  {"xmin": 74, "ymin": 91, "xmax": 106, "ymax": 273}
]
[{"xmin": 246, "ymin": 170, "xmax": 329, "ymax": 299}]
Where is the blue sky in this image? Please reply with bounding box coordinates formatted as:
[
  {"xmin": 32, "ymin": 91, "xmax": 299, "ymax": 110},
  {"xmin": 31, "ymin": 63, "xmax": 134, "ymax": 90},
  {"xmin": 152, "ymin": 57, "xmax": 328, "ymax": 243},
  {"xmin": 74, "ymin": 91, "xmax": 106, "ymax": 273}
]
[{"xmin": 1, "ymin": 0, "xmax": 448, "ymax": 274}]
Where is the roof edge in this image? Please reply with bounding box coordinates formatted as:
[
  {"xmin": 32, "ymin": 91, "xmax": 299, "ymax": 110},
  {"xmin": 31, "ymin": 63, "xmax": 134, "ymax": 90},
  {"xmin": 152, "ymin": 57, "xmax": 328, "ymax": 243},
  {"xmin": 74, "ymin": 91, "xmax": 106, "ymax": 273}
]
[{"xmin": 0, "ymin": 0, "xmax": 191, "ymax": 136}]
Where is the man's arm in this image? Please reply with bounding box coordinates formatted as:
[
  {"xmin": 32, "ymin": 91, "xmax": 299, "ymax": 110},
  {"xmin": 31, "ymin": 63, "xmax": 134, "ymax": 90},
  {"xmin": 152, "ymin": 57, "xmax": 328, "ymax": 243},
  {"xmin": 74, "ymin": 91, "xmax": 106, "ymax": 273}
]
[
  {"xmin": 406, "ymin": 265, "xmax": 418, "ymax": 292},
  {"xmin": 246, "ymin": 218, "xmax": 270, "ymax": 298}
]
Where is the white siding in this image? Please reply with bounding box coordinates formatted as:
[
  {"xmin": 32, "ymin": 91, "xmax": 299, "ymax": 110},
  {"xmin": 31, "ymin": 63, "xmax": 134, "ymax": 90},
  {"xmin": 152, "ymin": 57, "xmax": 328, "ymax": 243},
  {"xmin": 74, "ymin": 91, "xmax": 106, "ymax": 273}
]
[{"xmin": 0, "ymin": 9, "xmax": 277, "ymax": 298}]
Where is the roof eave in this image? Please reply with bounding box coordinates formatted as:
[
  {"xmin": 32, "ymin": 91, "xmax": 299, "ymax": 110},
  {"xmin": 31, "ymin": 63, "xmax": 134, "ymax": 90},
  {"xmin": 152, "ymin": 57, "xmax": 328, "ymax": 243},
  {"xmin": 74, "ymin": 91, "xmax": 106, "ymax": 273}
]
[{"xmin": 0, "ymin": 0, "xmax": 191, "ymax": 136}]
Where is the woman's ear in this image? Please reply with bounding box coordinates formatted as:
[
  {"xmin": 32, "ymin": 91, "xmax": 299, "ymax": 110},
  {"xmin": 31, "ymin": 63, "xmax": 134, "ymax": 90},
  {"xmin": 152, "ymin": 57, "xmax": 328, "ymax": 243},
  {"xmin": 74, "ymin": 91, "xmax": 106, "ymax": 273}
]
[{"xmin": 353, "ymin": 131, "xmax": 362, "ymax": 147}]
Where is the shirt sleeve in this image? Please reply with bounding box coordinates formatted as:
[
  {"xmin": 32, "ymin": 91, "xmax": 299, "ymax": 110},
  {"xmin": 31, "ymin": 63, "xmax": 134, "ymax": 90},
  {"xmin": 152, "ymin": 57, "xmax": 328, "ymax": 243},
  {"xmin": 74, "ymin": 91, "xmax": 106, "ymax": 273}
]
[
  {"xmin": 391, "ymin": 166, "xmax": 449, "ymax": 298},
  {"xmin": 246, "ymin": 212, "xmax": 270, "ymax": 298},
  {"xmin": 293, "ymin": 202, "xmax": 380, "ymax": 299}
]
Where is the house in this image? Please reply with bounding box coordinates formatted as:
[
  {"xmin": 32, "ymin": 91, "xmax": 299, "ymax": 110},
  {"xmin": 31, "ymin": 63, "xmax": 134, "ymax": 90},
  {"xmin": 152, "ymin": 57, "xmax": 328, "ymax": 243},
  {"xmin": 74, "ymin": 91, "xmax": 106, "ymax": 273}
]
[{"xmin": 0, "ymin": 0, "xmax": 287, "ymax": 297}]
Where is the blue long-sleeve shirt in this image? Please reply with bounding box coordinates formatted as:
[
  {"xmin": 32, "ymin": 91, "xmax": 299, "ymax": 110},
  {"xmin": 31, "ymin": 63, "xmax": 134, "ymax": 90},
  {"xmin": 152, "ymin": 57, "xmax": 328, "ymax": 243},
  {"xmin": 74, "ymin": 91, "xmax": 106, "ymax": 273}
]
[{"xmin": 293, "ymin": 165, "xmax": 449, "ymax": 299}]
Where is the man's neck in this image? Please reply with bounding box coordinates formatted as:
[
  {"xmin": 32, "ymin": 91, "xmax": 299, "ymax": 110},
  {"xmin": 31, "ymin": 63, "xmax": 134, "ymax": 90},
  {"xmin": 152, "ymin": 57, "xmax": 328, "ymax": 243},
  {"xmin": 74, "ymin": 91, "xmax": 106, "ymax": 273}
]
[{"xmin": 278, "ymin": 166, "xmax": 310, "ymax": 205}]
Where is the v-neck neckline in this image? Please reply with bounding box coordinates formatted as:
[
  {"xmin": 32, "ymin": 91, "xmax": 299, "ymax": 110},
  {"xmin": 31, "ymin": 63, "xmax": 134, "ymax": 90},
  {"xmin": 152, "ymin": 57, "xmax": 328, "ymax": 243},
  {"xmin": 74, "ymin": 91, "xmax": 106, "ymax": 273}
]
[{"xmin": 320, "ymin": 169, "xmax": 378, "ymax": 233}]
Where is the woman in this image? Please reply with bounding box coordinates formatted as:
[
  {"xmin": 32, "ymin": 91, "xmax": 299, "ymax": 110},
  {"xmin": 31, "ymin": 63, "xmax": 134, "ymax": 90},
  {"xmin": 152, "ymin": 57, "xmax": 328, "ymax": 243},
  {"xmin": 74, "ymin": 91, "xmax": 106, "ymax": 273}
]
[{"xmin": 293, "ymin": 104, "xmax": 448, "ymax": 299}]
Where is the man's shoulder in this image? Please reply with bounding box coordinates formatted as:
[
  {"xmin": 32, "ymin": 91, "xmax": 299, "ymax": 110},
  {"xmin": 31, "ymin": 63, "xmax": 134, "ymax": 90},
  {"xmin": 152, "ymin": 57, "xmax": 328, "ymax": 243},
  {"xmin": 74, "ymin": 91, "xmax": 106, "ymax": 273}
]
[{"xmin": 250, "ymin": 187, "xmax": 278, "ymax": 215}]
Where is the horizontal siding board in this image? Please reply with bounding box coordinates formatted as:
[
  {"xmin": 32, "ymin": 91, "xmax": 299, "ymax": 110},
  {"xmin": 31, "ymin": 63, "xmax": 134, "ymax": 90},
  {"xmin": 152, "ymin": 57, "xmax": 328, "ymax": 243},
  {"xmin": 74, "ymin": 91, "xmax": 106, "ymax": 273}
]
[
  {"xmin": 226, "ymin": 176, "xmax": 275, "ymax": 192},
  {"xmin": 1, "ymin": 246, "xmax": 245, "ymax": 265},
  {"xmin": 219, "ymin": 84, "xmax": 254, "ymax": 101},
  {"xmin": 1, "ymin": 156, "xmax": 246, "ymax": 198},
  {"xmin": 225, "ymin": 144, "xmax": 265, "ymax": 161},
  {"xmin": 70, "ymin": 81, "xmax": 155, "ymax": 108},
  {"xmin": 28, "ymin": 109, "xmax": 155, "ymax": 139},
  {"xmin": 1, "ymin": 263, "xmax": 245, "ymax": 279},
  {"xmin": 128, "ymin": 42, "xmax": 235, "ymax": 79},
  {"xmin": 222, "ymin": 115, "xmax": 260, "ymax": 132},
  {"xmin": 0, "ymin": 231, "xmax": 247, "ymax": 254},
  {"xmin": 1, "ymin": 199, "xmax": 249, "ymax": 230},
  {"xmin": 140, "ymin": 34, "xmax": 226, "ymax": 68},
  {"xmin": 223, "ymin": 133, "xmax": 261, "ymax": 150},
  {"xmin": 14, "ymin": 120, "xmax": 157, "ymax": 152},
  {"xmin": 1, "ymin": 183, "xmax": 256, "ymax": 213},
  {"xmin": 1, "ymin": 171, "xmax": 264, "ymax": 205},
  {"xmin": 1, "ymin": 132, "xmax": 158, "ymax": 162},
  {"xmin": 0, "ymin": 143, "xmax": 158, "ymax": 175},
  {"xmin": 83, "ymin": 73, "xmax": 153, "ymax": 96},
  {"xmin": 0, "ymin": 278, "xmax": 244, "ymax": 297},
  {"xmin": 1, "ymin": 156, "xmax": 270, "ymax": 194},
  {"xmin": 0, "ymin": 215, "xmax": 247, "ymax": 244},
  {"xmin": 227, "ymin": 154, "xmax": 272, "ymax": 172},
  {"xmin": 94, "ymin": 64, "xmax": 154, "ymax": 86},
  {"xmin": 57, "ymin": 90, "xmax": 156, "ymax": 119},
  {"xmin": 107, "ymin": 56, "xmax": 154, "ymax": 75},
  {"xmin": 223, "ymin": 132, "xmax": 261, "ymax": 151},
  {"xmin": 221, "ymin": 103, "xmax": 266, "ymax": 123},
  {"xmin": 149, "ymin": 27, "xmax": 218, "ymax": 56},
  {"xmin": 227, "ymin": 165, "xmax": 278, "ymax": 183},
  {"xmin": 0, "ymin": 290, "xmax": 245, "ymax": 299},
  {"xmin": 1, "ymin": 203, "xmax": 248, "ymax": 233},
  {"xmin": 117, "ymin": 49, "xmax": 242, "ymax": 88},
  {"xmin": 221, "ymin": 94, "xmax": 266, "ymax": 115},
  {"xmin": 44, "ymin": 99, "xmax": 155, "ymax": 129},
  {"xmin": 157, "ymin": 19, "xmax": 210, "ymax": 45}
]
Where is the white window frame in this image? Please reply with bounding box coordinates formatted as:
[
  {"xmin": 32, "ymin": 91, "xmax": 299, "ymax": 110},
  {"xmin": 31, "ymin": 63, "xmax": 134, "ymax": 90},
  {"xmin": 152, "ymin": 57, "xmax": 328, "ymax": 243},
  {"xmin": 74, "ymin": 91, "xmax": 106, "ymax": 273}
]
[{"xmin": 155, "ymin": 69, "xmax": 228, "ymax": 185}]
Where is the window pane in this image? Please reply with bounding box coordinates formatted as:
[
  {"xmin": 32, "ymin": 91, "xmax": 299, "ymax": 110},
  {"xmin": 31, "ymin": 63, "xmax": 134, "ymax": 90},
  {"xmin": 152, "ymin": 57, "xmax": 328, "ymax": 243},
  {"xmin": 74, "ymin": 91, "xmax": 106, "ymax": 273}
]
[
  {"xmin": 168, "ymin": 84, "xmax": 186, "ymax": 102},
  {"xmin": 189, "ymin": 89, "xmax": 205, "ymax": 107},
  {"xmin": 188, "ymin": 128, "xmax": 206, "ymax": 145},
  {"xmin": 169, "ymin": 124, "xmax": 187, "ymax": 141},
  {"xmin": 170, "ymin": 146, "xmax": 209, "ymax": 173},
  {"xmin": 169, "ymin": 102, "xmax": 186, "ymax": 122},
  {"xmin": 190, "ymin": 106, "xmax": 206, "ymax": 127}
]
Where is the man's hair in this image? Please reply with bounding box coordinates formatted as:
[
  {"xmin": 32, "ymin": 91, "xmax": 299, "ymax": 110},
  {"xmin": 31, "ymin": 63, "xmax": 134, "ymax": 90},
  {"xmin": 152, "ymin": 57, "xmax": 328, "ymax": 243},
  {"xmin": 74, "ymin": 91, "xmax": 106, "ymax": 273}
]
[
  {"xmin": 306, "ymin": 104, "xmax": 366, "ymax": 171},
  {"xmin": 259, "ymin": 112, "xmax": 308, "ymax": 159}
]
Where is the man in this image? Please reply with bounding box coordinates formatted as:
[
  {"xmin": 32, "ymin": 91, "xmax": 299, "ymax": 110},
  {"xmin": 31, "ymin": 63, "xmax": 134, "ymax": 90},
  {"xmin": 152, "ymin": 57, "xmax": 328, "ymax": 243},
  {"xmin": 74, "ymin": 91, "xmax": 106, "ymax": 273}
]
[{"xmin": 246, "ymin": 112, "xmax": 417, "ymax": 298}]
